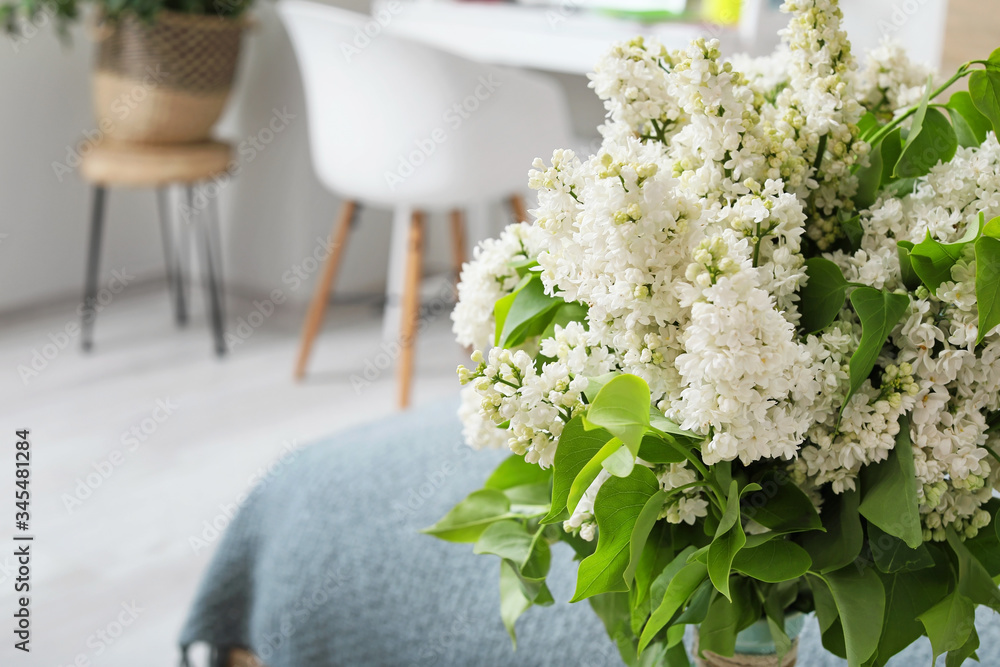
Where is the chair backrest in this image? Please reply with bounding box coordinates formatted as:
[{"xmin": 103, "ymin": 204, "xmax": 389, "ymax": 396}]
[{"xmin": 278, "ymin": 0, "xmax": 572, "ymax": 208}]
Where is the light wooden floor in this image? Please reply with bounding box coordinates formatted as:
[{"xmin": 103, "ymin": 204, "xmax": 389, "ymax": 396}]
[{"xmin": 0, "ymin": 280, "xmax": 465, "ymax": 666}]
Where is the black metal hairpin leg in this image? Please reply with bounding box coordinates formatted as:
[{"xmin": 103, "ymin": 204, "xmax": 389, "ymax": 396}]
[
  {"xmin": 80, "ymin": 186, "xmax": 107, "ymax": 351},
  {"xmin": 188, "ymin": 185, "xmax": 226, "ymax": 357},
  {"xmin": 157, "ymin": 187, "xmax": 188, "ymax": 326}
]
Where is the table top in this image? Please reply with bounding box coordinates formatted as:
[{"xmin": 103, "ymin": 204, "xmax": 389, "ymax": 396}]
[{"xmin": 378, "ymin": 0, "xmax": 748, "ymax": 75}]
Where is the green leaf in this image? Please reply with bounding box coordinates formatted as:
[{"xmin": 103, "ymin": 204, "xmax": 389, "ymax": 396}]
[
  {"xmin": 698, "ymin": 578, "xmax": 756, "ymax": 659},
  {"xmin": 812, "ymin": 566, "xmax": 885, "ymax": 667},
  {"xmin": 897, "ymin": 240, "xmax": 922, "ymax": 291},
  {"xmin": 858, "ymin": 111, "xmax": 879, "ymax": 140},
  {"xmin": 626, "ymin": 491, "xmax": 669, "ymax": 584},
  {"xmin": 495, "ymin": 274, "xmax": 562, "ymax": 348},
  {"xmin": 421, "ymin": 489, "xmax": 512, "ymax": 542},
  {"xmin": 799, "ymin": 257, "xmax": 850, "ymax": 334},
  {"xmin": 567, "ymin": 437, "xmax": 622, "ymax": 515},
  {"xmin": 844, "ymin": 287, "xmax": 910, "ymax": 411},
  {"xmin": 731, "ymin": 539, "xmax": 811, "ymax": 582},
  {"xmin": 485, "ymin": 454, "xmax": 551, "ymax": 491},
  {"xmin": 474, "ymin": 520, "xmax": 535, "ymax": 565},
  {"xmin": 946, "ymin": 626, "xmax": 979, "ymax": 667},
  {"xmin": 543, "ymin": 417, "xmax": 610, "ymax": 524},
  {"xmin": 859, "ymin": 418, "xmax": 923, "ymax": 549},
  {"xmin": 880, "ymin": 129, "xmax": 903, "ymax": 185},
  {"xmin": 650, "ymin": 546, "xmax": 698, "ymax": 607},
  {"xmin": 584, "ymin": 374, "xmax": 652, "ymax": 456},
  {"xmin": 741, "ymin": 469, "xmax": 823, "ymax": 534},
  {"xmin": 947, "ymin": 528, "xmax": 1000, "ymax": 612},
  {"xmin": 808, "ymin": 575, "xmax": 847, "ymax": 658},
  {"xmin": 648, "ymin": 409, "xmax": 699, "ymax": 440},
  {"xmin": 493, "ymin": 273, "xmax": 531, "ymax": 346},
  {"xmin": 855, "ymin": 145, "xmax": 883, "ymax": 211},
  {"xmin": 572, "ymin": 465, "xmax": 660, "ymax": 602},
  {"xmin": 708, "ymin": 481, "xmax": 753, "ymax": 601},
  {"xmin": 918, "ymin": 591, "xmax": 975, "ymax": 665},
  {"xmin": 909, "ymin": 217, "xmax": 981, "ymax": 294},
  {"xmin": 866, "ymin": 522, "xmax": 934, "ymax": 573},
  {"xmin": 637, "ymin": 433, "xmax": 688, "ymax": 464},
  {"xmin": 841, "ymin": 214, "xmax": 865, "ymax": 251},
  {"xmin": 800, "ymin": 487, "xmax": 863, "ymax": 573},
  {"xmin": 975, "ymin": 235, "xmax": 1000, "ymax": 344},
  {"xmin": 969, "ymin": 68, "xmax": 1000, "ymax": 137},
  {"xmin": 638, "ymin": 561, "xmax": 709, "ymax": 653},
  {"xmin": 948, "ymin": 91, "xmax": 992, "ymax": 145},
  {"xmin": 603, "ymin": 443, "xmax": 637, "ymax": 478},
  {"xmin": 893, "ymin": 108, "xmax": 957, "ymax": 179},
  {"xmin": 875, "ymin": 546, "xmax": 953, "ymax": 663},
  {"xmin": 499, "ymin": 559, "xmax": 532, "ymax": 645}
]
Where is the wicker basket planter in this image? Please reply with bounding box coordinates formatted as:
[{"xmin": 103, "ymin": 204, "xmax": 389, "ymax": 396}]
[{"xmin": 92, "ymin": 10, "xmax": 246, "ymax": 144}]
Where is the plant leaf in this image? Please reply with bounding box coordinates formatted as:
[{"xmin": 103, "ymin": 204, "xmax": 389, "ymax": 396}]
[
  {"xmin": 474, "ymin": 520, "xmax": 535, "ymax": 565},
  {"xmin": 800, "ymin": 487, "xmax": 863, "ymax": 573},
  {"xmin": 495, "ymin": 274, "xmax": 562, "ymax": 348},
  {"xmin": 583, "ymin": 374, "xmax": 651, "ymax": 456},
  {"xmin": 485, "ymin": 454, "xmax": 551, "ymax": 491},
  {"xmin": 854, "ymin": 144, "xmax": 883, "ymax": 210},
  {"xmin": 741, "ymin": 469, "xmax": 822, "ymax": 534},
  {"xmin": 572, "ymin": 465, "xmax": 660, "ymax": 602},
  {"xmin": 567, "ymin": 437, "xmax": 622, "ymax": 515},
  {"xmin": 969, "ymin": 68, "xmax": 1000, "ymax": 137},
  {"xmin": 638, "ymin": 561, "xmax": 709, "ymax": 653},
  {"xmin": 732, "ymin": 539, "xmax": 811, "ymax": 582},
  {"xmin": 946, "ymin": 528, "xmax": 1000, "ymax": 612},
  {"xmin": 499, "ymin": 560, "xmax": 532, "ymax": 645},
  {"xmin": 866, "ymin": 522, "xmax": 934, "ymax": 573},
  {"xmin": 918, "ymin": 591, "xmax": 975, "ymax": 665},
  {"xmin": 909, "ymin": 216, "xmax": 981, "ymax": 294},
  {"xmin": 859, "ymin": 417, "xmax": 923, "ymax": 549},
  {"xmin": 625, "ymin": 491, "xmax": 669, "ymax": 584},
  {"xmin": 948, "ymin": 90, "xmax": 992, "ymax": 145},
  {"xmin": 975, "ymin": 235, "xmax": 1000, "ymax": 344},
  {"xmin": 893, "ymin": 108, "xmax": 957, "ymax": 179},
  {"xmin": 812, "ymin": 566, "xmax": 885, "ymax": 667},
  {"xmin": 421, "ymin": 489, "xmax": 512, "ymax": 542},
  {"xmin": 543, "ymin": 417, "xmax": 610, "ymax": 524},
  {"xmin": 875, "ymin": 545, "xmax": 953, "ymax": 663},
  {"xmin": 897, "ymin": 240, "xmax": 922, "ymax": 291},
  {"xmin": 707, "ymin": 480, "xmax": 755, "ymax": 601},
  {"xmin": 799, "ymin": 257, "xmax": 850, "ymax": 334},
  {"xmin": 843, "ymin": 287, "xmax": 910, "ymax": 411}
]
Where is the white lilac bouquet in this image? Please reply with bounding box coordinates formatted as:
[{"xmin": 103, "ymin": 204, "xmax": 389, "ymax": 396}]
[{"xmin": 425, "ymin": 1, "xmax": 1000, "ymax": 665}]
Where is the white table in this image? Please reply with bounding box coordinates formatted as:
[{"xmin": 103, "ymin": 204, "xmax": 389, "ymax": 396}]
[{"xmin": 377, "ymin": 0, "xmax": 758, "ymax": 75}]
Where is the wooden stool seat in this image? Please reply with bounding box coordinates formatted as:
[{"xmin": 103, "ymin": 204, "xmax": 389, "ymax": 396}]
[{"xmin": 81, "ymin": 140, "xmax": 231, "ymax": 187}]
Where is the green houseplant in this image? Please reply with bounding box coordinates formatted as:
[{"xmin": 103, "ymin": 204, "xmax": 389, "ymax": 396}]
[
  {"xmin": 2, "ymin": 0, "xmax": 253, "ymax": 143},
  {"xmin": 427, "ymin": 0, "xmax": 1000, "ymax": 665}
]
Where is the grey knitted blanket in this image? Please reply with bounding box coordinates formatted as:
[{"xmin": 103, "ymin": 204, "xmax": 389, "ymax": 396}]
[{"xmin": 179, "ymin": 398, "xmax": 998, "ymax": 666}]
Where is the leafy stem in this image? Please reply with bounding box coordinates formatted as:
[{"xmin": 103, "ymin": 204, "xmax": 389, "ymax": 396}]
[{"xmin": 651, "ymin": 427, "xmax": 726, "ymax": 509}]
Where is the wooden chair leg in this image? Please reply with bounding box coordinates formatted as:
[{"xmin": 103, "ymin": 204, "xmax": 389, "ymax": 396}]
[
  {"xmin": 398, "ymin": 210, "xmax": 426, "ymax": 409},
  {"xmin": 509, "ymin": 194, "xmax": 528, "ymax": 224},
  {"xmin": 448, "ymin": 209, "xmax": 467, "ymax": 282},
  {"xmin": 293, "ymin": 200, "xmax": 357, "ymax": 380}
]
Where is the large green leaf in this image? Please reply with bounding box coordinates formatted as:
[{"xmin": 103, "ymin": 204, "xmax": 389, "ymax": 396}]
[
  {"xmin": 637, "ymin": 433, "xmax": 689, "ymax": 464},
  {"xmin": 543, "ymin": 417, "xmax": 611, "ymax": 524},
  {"xmin": 880, "ymin": 129, "xmax": 903, "ymax": 185},
  {"xmin": 843, "ymin": 288, "xmax": 910, "ymax": 411},
  {"xmin": 741, "ymin": 469, "xmax": 822, "ymax": 534},
  {"xmin": 855, "ymin": 144, "xmax": 883, "ymax": 211},
  {"xmin": 866, "ymin": 522, "xmax": 934, "ymax": 573},
  {"xmin": 975, "ymin": 235, "xmax": 1000, "ymax": 344},
  {"xmin": 800, "ymin": 487, "xmax": 863, "ymax": 573},
  {"xmin": 799, "ymin": 257, "xmax": 850, "ymax": 334},
  {"xmin": 707, "ymin": 481, "xmax": 759, "ymax": 601},
  {"xmin": 859, "ymin": 418, "xmax": 923, "ymax": 549},
  {"xmin": 638, "ymin": 561, "xmax": 709, "ymax": 653},
  {"xmin": 584, "ymin": 374, "xmax": 652, "ymax": 456},
  {"xmin": 495, "ymin": 274, "xmax": 562, "ymax": 348},
  {"xmin": 893, "ymin": 108, "xmax": 957, "ymax": 179},
  {"xmin": 896, "ymin": 241, "xmax": 922, "ymax": 291},
  {"xmin": 567, "ymin": 437, "xmax": 622, "ymax": 515},
  {"xmin": 572, "ymin": 465, "xmax": 660, "ymax": 602},
  {"xmin": 499, "ymin": 560, "xmax": 536, "ymax": 645},
  {"xmin": 812, "ymin": 566, "xmax": 885, "ymax": 667},
  {"xmin": 421, "ymin": 489, "xmax": 512, "ymax": 542},
  {"xmin": 948, "ymin": 90, "xmax": 992, "ymax": 145},
  {"xmin": 732, "ymin": 539, "xmax": 811, "ymax": 582},
  {"xmin": 539, "ymin": 301, "xmax": 589, "ymax": 341},
  {"xmin": 625, "ymin": 491, "xmax": 669, "ymax": 584},
  {"xmin": 918, "ymin": 591, "xmax": 975, "ymax": 666},
  {"xmin": 485, "ymin": 454, "xmax": 551, "ymax": 491},
  {"xmin": 474, "ymin": 520, "xmax": 535, "ymax": 564},
  {"xmin": 946, "ymin": 626, "xmax": 980, "ymax": 667},
  {"xmin": 697, "ymin": 578, "xmax": 756, "ymax": 659},
  {"xmin": 947, "ymin": 528, "xmax": 1000, "ymax": 612},
  {"xmin": 874, "ymin": 546, "xmax": 953, "ymax": 664},
  {"xmin": 970, "ymin": 68, "xmax": 1000, "ymax": 137}
]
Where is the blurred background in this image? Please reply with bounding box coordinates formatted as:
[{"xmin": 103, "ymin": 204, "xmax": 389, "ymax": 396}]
[{"xmin": 0, "ymin": 0, "xmax": 986, "ymax": 664}]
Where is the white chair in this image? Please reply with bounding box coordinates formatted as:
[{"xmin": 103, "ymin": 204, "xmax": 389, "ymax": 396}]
[{"xmin": 278, "ymin": 0, "xmax": 572, "ymax": 409}]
